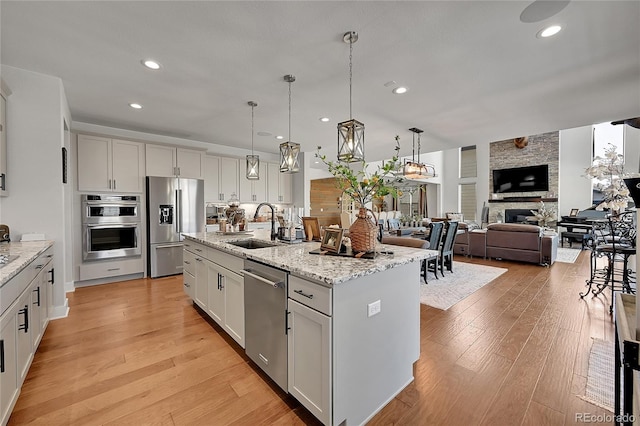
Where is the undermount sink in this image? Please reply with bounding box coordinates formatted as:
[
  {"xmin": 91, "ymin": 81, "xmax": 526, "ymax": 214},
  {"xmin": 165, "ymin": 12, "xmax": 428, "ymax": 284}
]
[{"xmin": 227, "ymin": 239, "xmax": 278, "ymax": 250}]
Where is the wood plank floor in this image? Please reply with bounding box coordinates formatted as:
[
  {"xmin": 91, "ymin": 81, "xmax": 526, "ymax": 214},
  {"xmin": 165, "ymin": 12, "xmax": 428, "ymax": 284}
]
[{"xmin": 8, "ymin": 251, "xmax": 615, "ymax": 425}]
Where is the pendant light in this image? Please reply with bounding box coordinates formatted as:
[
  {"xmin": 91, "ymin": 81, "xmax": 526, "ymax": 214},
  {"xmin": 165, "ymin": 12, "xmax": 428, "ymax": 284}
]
[
  {"xmin": 337, "ymin": 31, "xmax": 364, "ymax": 163},
  {"xmin": 401, "ymin": 128, "xmax": 436, "ymax": 180},
  {"xmin": 280, "ymin": 74, "xmax": 300, "ymax": 173},
  {"xmin": 246, "ymin": 101, "xmax": 260, "ymax": 180}
]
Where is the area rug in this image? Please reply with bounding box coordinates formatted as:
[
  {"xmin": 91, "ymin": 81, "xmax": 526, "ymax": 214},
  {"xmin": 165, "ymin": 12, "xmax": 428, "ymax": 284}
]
[
  {"xmin": 420, "ymin": 262, "xmax": 507, "ymax": 310},
  {"xmin": 556, "ymin": 247, "xmax": 582, "ymax": 264},
  {"xmin": 580, "ymin": 338, "xmax": 615, "ymax": 412}
]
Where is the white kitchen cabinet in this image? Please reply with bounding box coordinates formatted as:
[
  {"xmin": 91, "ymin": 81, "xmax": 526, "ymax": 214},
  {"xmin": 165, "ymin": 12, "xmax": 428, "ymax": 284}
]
[
  {"xmin": 15, "ymin": 289, "xmax": 32, "ymax": 386},
  {"xmin": 267, "ymin": 163, "xmax": 293, "ymax": 204},
  {"xmin": 0, "ymin": 244, "xmax": 53, "ymax": 426},
  {"xmin": 145, "ymin": 144, "xmax": 203, "ymax": 179},
  {"xmin": 77, "ymin": 135, "xmax": 145, "ymax": 193},
  {"xmin": 239, "ymin": 161, "xmax": 267, "ymax": 203},
  {"xmin": 204, "ymin": 155, "xmax": 239, "ymax": 202},
  {"xmin": 0, "ymin": 307, "xmax": 18, "ymax": 426},
  {"xmin": 0, "ymin": 79, "xmax": 10, "ymax": 197},
  {"xmin": 182, "ymin": 239, "xmax": 245, "ymax": 348}
]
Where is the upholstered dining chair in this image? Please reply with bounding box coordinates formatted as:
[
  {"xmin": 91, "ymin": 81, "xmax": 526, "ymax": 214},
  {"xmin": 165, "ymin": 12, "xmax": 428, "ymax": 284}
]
[
  {"xmin": 438, "ymin": 221, "xmax": 459, "ymax": 277},
  {"xmin": 425, "ymin": 221, "xmax": 444, "ymax": 281},
  {"xmin": 380, "ymin": 235, "xmax": 431, "ymax": 283}
]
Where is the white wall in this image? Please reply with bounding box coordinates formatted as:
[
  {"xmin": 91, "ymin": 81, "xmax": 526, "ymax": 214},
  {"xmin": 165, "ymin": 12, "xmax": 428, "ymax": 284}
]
[
  {"xmin": 559, "ymin": 126, "xmax": 594, "ymax": 216},
  {"xmin": 0, "ymin": 65, "xmax": 70, "ymax": 317},
  {"xmin": 624, "ymin": 125, "xmax": 640, "ymax": 174}
]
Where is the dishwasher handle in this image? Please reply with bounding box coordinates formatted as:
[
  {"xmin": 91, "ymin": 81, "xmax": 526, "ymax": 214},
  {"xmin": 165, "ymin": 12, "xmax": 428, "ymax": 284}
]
[{"xmin": 242, "ymin": 269, "xmax": 284, "ymax": 288}]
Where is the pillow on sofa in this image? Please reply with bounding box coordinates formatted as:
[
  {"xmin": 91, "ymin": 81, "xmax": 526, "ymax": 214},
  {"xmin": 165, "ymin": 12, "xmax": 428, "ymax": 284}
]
[{"xmin": 446, "ymin": 212, "xmax": 463, "ymax": 221}]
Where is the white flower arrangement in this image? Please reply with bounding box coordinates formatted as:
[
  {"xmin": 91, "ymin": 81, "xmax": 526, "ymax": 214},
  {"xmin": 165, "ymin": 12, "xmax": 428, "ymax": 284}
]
[
  {"xmin": 531, "ymin": 201, "xmax": 556, "ymax": 227},
  {"xmin": 584, "ymin": 143, "xmax": 630, "ymax": 211}
]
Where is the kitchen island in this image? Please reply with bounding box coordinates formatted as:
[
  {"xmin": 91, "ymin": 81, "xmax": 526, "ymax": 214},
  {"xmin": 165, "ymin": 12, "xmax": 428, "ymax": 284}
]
[{"xmin": 182, "ymin": 230, "xmax": 434, "ymax": 426}]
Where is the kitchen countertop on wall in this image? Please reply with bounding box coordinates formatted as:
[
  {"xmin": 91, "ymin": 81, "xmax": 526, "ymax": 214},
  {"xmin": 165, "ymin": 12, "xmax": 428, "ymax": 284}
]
[
  {"xmin": 182, "ymin": 230, "xmax": 434, "ymax": 286},
  {"xmin": 0, "ymin": 240, "xmax": 54, "ymax": 286}
]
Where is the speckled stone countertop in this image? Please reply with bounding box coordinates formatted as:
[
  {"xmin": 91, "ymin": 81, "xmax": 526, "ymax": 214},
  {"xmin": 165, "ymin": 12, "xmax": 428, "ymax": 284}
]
[
  {"xmin": 182, "ymin": 229, "xmax": 436, "ymax": 286},
  {"xmin": 0, "ymin": 240, "xmax": 54, "ymax": 287}
]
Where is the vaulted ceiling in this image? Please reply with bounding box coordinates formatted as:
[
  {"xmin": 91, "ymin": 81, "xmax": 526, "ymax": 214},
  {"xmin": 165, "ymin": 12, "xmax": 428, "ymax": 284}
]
[{"xmin": 2, "ymin": 1, "xmax": 639, "ymax": 161}]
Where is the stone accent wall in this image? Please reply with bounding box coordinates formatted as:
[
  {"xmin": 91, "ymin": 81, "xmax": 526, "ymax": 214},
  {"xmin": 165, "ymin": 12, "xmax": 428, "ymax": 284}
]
[{"xmin": 488, "ymin": 132, "xmax": 559, "ymax": 223}]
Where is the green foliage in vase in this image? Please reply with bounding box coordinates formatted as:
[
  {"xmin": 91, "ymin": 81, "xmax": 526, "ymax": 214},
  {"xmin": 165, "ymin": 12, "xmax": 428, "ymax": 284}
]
[{"xmin": 316, "ymin": 136, "xmax": 402, "ymax": 208}]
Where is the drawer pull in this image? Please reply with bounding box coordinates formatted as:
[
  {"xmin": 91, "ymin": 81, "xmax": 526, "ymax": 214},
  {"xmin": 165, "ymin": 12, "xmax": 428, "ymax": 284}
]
[
  {"xmin": 294, "ymin": 289, "xmax": 314, "ymax": 299},
  {"xmin": 184, "ymin": 261, "xmax": 191, "ymax": 265},
  {"xmin": 107, "ymin": 268, "xmax": 121, "ymax": 271},
  {"xmin": 35, "ymin": 264, "xmax": 44, "ymax": 270}
]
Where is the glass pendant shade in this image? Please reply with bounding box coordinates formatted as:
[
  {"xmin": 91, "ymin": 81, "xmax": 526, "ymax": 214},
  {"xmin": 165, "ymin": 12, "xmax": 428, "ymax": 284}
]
[
  {"xmin": 280, "ymin": 141, "xmax": 300, "ymax": 173},
  {"xmin": 337, "ymin": 118, "xmax": 364, "ymax": 163},
  {"xmin": 246, "ymin": 154, "xmax": 260, "ymax": 180},
  {"xmin": 246, "ymin": 100, "xmax": 260, "ymax": 180},
  {"xmin": 402, "ymin": 160, "xmax": 436, "ymax": 179}
]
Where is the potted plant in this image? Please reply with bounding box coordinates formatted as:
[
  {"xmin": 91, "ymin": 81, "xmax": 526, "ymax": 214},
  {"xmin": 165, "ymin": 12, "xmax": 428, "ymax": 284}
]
[{"xmin": 584, "ymin": 143, "xmax": 630, "ymax": 212}]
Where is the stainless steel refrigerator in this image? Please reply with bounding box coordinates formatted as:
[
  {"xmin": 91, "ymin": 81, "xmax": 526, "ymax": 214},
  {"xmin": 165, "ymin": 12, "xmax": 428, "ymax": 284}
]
[{"xmin": 146, "ymin": 176, "xmax": 204, "ymax": 278}]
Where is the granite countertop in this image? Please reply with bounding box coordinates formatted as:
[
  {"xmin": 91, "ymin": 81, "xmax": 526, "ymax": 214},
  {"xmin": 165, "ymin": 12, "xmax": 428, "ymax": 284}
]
[
  {"xmin": 182, "ymin": 229, "xmax": 435, "ymax": 286},
  {"xmin": 0, "ymin": 240, "xmax": 55, "ymax": 287}
]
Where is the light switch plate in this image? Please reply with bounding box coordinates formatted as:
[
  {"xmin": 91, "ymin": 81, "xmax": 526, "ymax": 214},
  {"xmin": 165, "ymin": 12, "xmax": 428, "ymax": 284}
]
[{"xmin": 368, "ymin": 300, "xmax": 381, "ymax": 317}]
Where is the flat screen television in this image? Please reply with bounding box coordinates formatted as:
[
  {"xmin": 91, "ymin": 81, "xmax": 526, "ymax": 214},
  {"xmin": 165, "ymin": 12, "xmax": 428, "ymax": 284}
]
[{"xmin": 492, "ymin": 164, "xmax": 549, "ymax": 194}]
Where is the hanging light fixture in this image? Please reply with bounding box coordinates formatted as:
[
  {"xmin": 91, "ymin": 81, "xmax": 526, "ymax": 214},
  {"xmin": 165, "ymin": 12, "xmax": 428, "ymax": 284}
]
[
  {"xmin": 401, "ymin": 128, "xmax": 436, "ymax": 180},
  {"xmin": 246, "ymin": 101, "xmax": 260, "ymax": 180},
  {"xmin": 337, "ymin": 31, "xmax": 365, "ymax": 163},
  {"xmin": 280, "ymin": 74, "xmax": 300, "ymax": 173}
]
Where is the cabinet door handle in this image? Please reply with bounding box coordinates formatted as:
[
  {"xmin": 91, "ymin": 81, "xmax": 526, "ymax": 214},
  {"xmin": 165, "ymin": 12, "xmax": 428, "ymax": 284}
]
[
  {"xmin": 294, "ymin": 289, "xmax": 314, "ymax": 299},
  {"xmin": 219, "ymin": 274, "xmax": 224, "ymax": 291},
  {"xmin": 48, "ymin": 268, "xmax": 55, "ymax": 284},
  {"xmin": 18, "ymin": 305, "xmax": 29, "ymax": 333},
  {"xmin": 0, "ymin": 173, "xmax": 5, "ymax": 191},
  {"xmin": 108, "ymin": 179, "xmax": 112, "ymax": 189},
  {"xmin": 0, "ymin": 339, "xmax": 4, "ymax": 373},
  {"xmin": 113, "ymin": 179, "xmax": 117, "ymax": 189},
  {"xmin": 285, "ymin": 310, "xmax": 291, "ymax": 335},
  {"xmin": 33, "ymin": 286, "xmax": 41, "ymax": 307},
  {"xmin": 183, "ymin": 282, "xmax": 190, "ymax": 288}
]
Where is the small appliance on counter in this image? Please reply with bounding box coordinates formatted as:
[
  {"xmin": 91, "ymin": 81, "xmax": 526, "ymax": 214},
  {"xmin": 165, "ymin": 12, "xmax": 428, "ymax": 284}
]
[
  {"xmin": 277, "ymin": 226, "xmax": 304, "ymax": 243},
  {"xmin": 0, "ymin": 224, "xmax": 10, "ymax": 242}
]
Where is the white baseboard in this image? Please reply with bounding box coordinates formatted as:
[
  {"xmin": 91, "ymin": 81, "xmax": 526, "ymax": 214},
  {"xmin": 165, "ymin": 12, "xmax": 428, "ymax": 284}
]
[
  {"xmin": 65, "ymin": 280, "xmax": 75, "ymax": 293},
  {"xmin": 50, "ymin": 297, "xmax": 69, "ymax": 319}
]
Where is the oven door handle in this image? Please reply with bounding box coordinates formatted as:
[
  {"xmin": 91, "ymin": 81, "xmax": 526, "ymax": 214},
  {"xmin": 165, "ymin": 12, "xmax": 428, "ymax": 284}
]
[
  {"xmin": 84, "ymin": 201, "xmax": 139, "ymax": 206},
  {"xmin": 85, "ymin": 223, "xmax": 138, "ymax": 229},
  {"xmin": 242, "ymin": 269, "xmax": 284, "ymax": 288}
]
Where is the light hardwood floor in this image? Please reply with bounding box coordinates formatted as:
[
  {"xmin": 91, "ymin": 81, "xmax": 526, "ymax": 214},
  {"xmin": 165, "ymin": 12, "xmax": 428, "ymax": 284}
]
[{"xmin": 8, "ymin": 251, "xmax": 615, "ymax": 425}]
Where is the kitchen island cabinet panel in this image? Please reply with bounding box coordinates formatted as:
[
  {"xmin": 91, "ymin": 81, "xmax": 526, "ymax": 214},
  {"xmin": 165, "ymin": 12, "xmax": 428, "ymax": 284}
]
[
  {"xmin": 287, "ymin": 298, "xmax": 331, "ymax": 425},
  {"xmin": 0, "ymin": 307, "xmax": 18, "ymax": 426}
]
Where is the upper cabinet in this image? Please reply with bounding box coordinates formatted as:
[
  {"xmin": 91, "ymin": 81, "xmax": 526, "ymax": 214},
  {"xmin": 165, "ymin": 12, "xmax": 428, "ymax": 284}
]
[
  {"xmin": 239, "ymin": 161, "xmax": 267, "ymax": 203},
  {"xmin": 0, "ymin": 79, "xmax": 11, "ymax": 197},
  {"xmin": 145, "ymin": 144, "xmax": 203, "ymax": 179},
  {"xmin": 77, "ymin": 135, "xmax": 145, "ymax": 193},
  {"xmin": 203, "ymin": 155, "xmax": 239, "ymax": 203},
  {"xmin": 267, "ymin": 163, "xmax": 293, "ymax": 204}
]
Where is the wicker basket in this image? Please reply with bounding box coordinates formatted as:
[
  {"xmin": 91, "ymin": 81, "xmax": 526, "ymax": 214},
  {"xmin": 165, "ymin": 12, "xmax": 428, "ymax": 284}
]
[{"xmin": 350, "ymin": 208, "xmax": 378, "ymax": 253}]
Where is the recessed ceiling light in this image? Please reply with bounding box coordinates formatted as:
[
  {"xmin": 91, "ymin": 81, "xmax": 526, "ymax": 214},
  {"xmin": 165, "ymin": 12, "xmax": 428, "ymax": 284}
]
[
  {"xmin": 537, "ymin": 25, "xmax": 562, "ymax": 38},
  {"xmin": 275, "ymin": 135, "xmax": 284, "ymax": 140},
  {"xmin": 129, "ymin": 103, "xmax": 143, "ymax": 109},
  {"xmin": 319, "ymin": 117, "xmax": 330, "ymax": 122},
  {"xmin": 393, "ymin": 86, "xmax": 408, "ymax": 94},
  {"xmin": 257, "ymin": 131, "xmax": 272, "ymax": 136},
  {"xmin": 141, "ymin": 59, "xmax": 161, "ymax": 70}
]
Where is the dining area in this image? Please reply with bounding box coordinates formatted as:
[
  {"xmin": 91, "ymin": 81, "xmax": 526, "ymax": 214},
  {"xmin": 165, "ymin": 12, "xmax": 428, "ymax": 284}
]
[{"xmin": 379, "ymin": 219, "xmax": 460, "ymax": 284}]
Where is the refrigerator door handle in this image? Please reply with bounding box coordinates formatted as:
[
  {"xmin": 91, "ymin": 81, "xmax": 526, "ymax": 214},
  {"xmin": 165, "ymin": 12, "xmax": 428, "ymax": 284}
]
[{"xmin": 177, "ymin": 188, "xmax": 183, "ymax": 234}]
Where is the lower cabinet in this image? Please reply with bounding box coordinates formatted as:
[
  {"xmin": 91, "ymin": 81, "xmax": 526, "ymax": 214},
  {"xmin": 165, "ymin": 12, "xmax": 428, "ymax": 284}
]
[
  {"xmin": 183, "ymin": 240, "xmax": 245, "ymax": 348},
  {"xmin": 0, "ymin": 310, "xmax": 18, "ymax": 426},
  {"xmin": 287, "ymin": 299, "xmax": 332, "ymax": 425},
  {"xmin": 1, "ymin": 245, "xmax": 53, "ymax": 426}
]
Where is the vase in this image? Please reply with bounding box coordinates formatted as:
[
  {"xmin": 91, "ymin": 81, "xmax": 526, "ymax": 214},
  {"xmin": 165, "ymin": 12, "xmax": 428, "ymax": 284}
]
[{"xmin": 349, "ymin": 207, "xmax": 378, "ymax": 253}]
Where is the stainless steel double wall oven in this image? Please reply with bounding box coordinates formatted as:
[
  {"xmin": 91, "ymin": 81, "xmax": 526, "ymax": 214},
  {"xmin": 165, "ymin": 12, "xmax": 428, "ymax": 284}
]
[{"xmin": 82, "ymin": 194, "xmax": 142, "ymax": 260}]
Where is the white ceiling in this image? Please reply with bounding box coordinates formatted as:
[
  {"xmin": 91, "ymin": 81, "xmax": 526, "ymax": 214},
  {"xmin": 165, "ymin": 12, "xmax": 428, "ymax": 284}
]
[{"xmin": 1, "ymin": 1, "xmax": 639, "ymax": 162}]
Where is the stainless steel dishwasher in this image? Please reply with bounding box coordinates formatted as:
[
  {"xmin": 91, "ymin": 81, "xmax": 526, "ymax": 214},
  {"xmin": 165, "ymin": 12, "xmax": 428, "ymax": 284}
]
[{"xmin": 243, "ymin": 259, "xmax": 288, "ymax": 391}]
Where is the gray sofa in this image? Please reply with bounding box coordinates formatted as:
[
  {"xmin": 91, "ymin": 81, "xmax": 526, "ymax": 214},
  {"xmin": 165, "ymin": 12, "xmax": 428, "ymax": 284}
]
[{"xmin": 485, "ymin": 223, "xmax": 557, "ymax": 265}]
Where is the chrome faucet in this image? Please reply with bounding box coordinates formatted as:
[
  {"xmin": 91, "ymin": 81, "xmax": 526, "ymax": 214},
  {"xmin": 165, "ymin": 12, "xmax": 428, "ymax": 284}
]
[{"xmin": 255, "ymin": 202, "xmax": 277, "ymax": 241}]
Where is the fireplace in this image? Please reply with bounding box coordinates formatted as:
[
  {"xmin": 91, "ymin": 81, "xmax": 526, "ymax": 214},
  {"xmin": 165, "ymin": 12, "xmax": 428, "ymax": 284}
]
[{"xmin": 504, "ymin": 208, "xmax": 538, "ymax": 224}]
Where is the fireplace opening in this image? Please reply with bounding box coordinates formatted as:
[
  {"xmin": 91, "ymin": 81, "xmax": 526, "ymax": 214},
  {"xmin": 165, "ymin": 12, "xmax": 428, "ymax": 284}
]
[{"xmin": 504, "ymin": 208, "xmax": 538, "ymax": 224}]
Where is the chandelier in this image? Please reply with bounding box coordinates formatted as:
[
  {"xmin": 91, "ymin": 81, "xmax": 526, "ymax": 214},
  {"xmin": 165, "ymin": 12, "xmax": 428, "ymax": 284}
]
[
  {"xmin": 246, "ymin": 101, "xmax": 259, "ymax": 180},
  {"xmin": 280, "ymin": 74, "xmax": 300, "ymax": 173},
  {"xmin": 337, "ymin": 31, "xmax": 364, "ymax": 163},
  {"xmin": 401, "ymin": 127, "xmax": 436, "ymax": 180}
]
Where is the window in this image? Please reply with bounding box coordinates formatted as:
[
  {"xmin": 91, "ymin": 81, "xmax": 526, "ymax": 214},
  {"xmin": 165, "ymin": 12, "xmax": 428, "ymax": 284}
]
[
  {"xmin": 460, "ymin": 146, "xmax": 477, "ymax": 178},
  {"xmin": 460, "ymin": 183, "xmax": 476, "ymax": 221}
]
